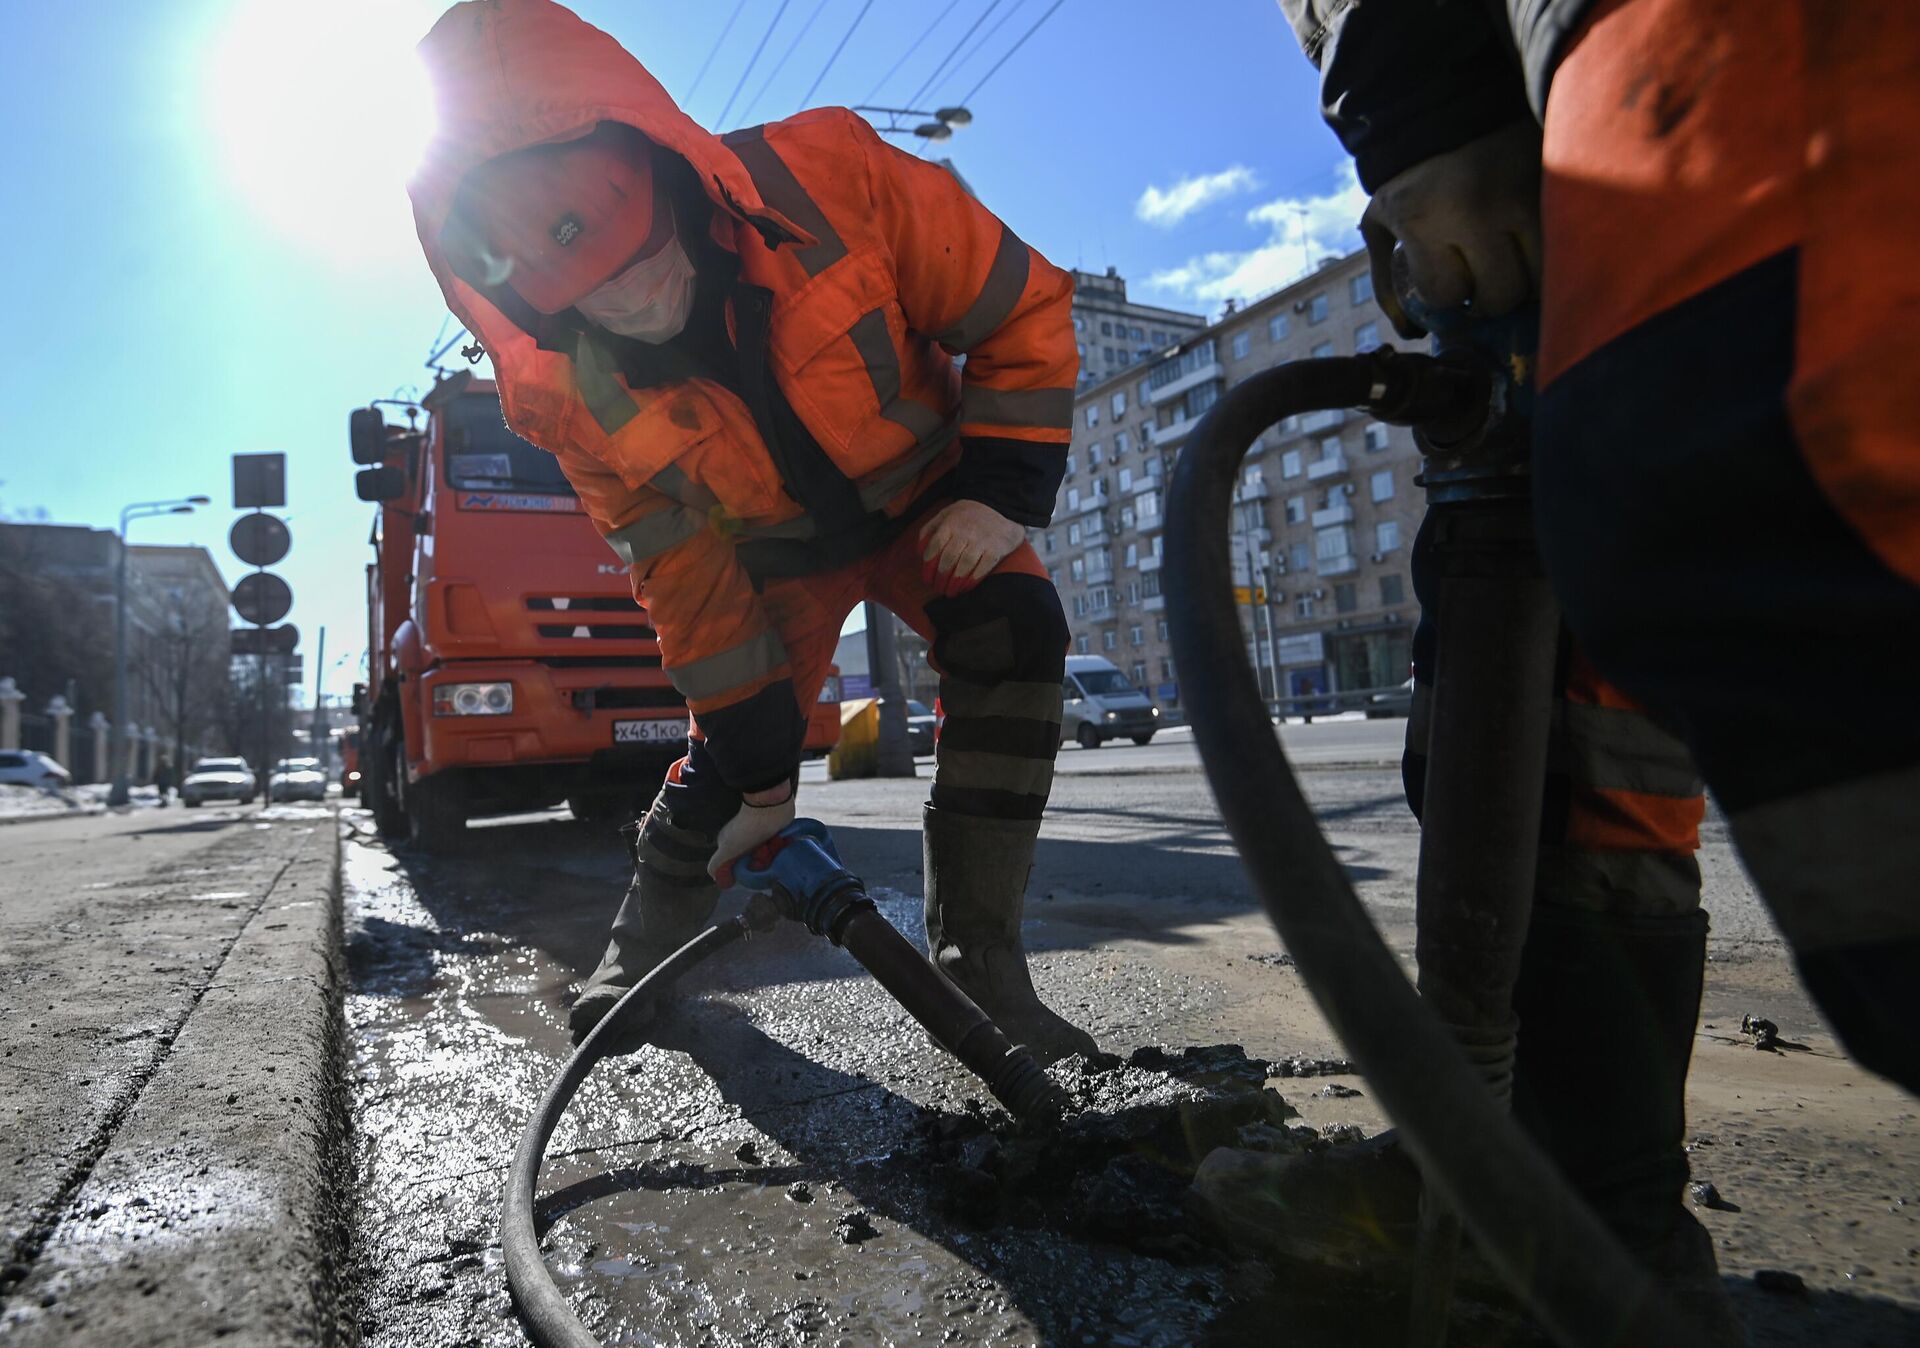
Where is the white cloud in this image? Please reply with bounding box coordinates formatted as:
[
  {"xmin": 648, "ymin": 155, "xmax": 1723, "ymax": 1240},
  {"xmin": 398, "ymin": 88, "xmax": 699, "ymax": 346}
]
[
  {"xmin": 1146, "ymin": 163, "xmax": 1369, "ymax": 305},
  {"xmin": 1134, "ymin": 165, "xmax": 1260, "ymax": 228}
]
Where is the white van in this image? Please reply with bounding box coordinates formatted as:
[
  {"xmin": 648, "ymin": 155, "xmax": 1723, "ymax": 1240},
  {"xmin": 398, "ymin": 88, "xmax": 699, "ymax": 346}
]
[{"xmin": 1061, "ymin": 655, "xmax": 1161, "ymax": 748}]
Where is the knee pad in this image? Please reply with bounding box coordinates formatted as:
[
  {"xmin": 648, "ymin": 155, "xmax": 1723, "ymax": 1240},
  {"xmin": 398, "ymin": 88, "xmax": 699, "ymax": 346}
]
[{"xmin": 927, "ymin": 573, "xmax": 1068, "ymax": 686}]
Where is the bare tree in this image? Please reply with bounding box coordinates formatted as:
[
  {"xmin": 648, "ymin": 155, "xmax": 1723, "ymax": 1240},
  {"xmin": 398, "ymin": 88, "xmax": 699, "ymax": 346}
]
[{"xmin": 136, "ymin": 589, "xmax": 231, "ymax": 770}]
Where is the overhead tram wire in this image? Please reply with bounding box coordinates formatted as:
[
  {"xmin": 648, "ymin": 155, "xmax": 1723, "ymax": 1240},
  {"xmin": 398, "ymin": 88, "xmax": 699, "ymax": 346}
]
[
  {"xmin": 715, "ymin": 0, "xmax": 793, "ymax": 129},
  {"xmin": 914, "ymin": 0, "xmax": 1067, "ymax": 158},
  {"xmin": 685, "ymin": 0, "xmax": 750, "ymax": 104},
  {"xmin": 903, "ymin": 0, "xmax": 1005, "ymax": 114},
  {"xmin": 943, "ymin": 0, "xmax": 1027, "ymax": 92},
  {"xmin": 736, "ymin": 0, "xmax": 833, "ymax": 126},
  {"xmin": 860, "ymin": 0, "xmax": 962, "ymax": 105},
  {"xmin": 798, "ymin": 0, "xmax": 874, "ymax": 108}
]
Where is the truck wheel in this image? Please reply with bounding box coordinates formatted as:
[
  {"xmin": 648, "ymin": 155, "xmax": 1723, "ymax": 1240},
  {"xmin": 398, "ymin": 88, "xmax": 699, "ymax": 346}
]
[
  {"xmin": 1076, "ymin": 723, "xmax": 1102, "ymax": 750},
  {"xmin": 366, "ymin": 724, "xmax": 407, "ymax": 839},
  {"xmin": 405, "ymin": 770, "xmax": 465, "ymax": 852},
  {"xmin": 1131, "ymin": 733, "xmax": 1154, "ymax": 746}
]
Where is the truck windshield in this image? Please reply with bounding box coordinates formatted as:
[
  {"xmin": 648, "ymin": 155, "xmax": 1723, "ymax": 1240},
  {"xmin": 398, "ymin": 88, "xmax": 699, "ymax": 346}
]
[
  {"xmin": 1074, "ymin": 670, "xmax": 1136, "ymax": 696},
  {"xmin": 443, "ymin": 396, "xmax": 576, "ymax": 495}
]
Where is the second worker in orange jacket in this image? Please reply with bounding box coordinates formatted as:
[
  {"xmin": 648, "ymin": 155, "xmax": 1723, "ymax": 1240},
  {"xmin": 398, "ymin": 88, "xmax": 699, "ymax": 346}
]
[{"xmin": 407, "ymin": 0, "xmax": 1095, "ymax": 1060}]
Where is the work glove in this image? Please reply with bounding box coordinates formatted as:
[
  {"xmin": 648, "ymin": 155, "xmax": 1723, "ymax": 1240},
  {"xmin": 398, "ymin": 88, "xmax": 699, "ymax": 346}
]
[
  {"xmin": 1358, "ymin": 120, "xmax": 1543, "ymax": 339},
  {"xmin": 708, "ymin": 778, "xmax": 796, "ymax": 888},
  {"xmin": 919, "ymin": 499, "xmax": 1025, "ymax": 597}
]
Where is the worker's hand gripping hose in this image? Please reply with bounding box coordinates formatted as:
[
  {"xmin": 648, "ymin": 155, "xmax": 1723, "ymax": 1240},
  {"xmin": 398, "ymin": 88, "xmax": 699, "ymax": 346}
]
[
  {"xmin": 1163, "ymin": 352, "xmax": 1690, "ymax": 1347},
  {"xmin": 502, "ymin": 819, "xmax": 1063, "ymax": 1348}
]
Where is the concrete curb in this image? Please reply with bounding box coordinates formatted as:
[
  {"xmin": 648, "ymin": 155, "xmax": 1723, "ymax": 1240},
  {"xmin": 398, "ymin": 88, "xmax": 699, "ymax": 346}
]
[
  {"xmin": 2, "ymin": 817, "xmax": 354, "ymax": 1345},
  {"xmin": 0, "ymin": 807, "xmax": 107, "ymax": 827}
]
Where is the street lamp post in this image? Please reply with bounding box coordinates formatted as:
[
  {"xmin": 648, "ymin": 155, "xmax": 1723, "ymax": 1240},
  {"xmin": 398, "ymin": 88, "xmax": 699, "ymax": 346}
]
[
  {"xmin": 850, "ymin": 105, "xmax": 973, "ymax": 141},
  {"xmin": 110, "ymin": 495, "xmax": 210, "ymax": 806}
]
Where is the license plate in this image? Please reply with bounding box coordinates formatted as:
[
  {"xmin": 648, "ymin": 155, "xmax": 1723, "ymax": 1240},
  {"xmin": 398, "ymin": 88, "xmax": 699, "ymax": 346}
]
[{"xmin": 613, "ymin": 718, "xmax": 688, "ymax": 746}]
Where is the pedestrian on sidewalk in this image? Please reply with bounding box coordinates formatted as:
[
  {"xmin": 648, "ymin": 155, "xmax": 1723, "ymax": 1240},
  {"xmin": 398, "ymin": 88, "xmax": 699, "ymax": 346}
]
[
  {"xmin": 407, "ymin": 0, "xmax": 1094, "ymax": 1061},
  {"xmin": 153, "ymin": 753, "xmax": 175, "ymax": 808}
]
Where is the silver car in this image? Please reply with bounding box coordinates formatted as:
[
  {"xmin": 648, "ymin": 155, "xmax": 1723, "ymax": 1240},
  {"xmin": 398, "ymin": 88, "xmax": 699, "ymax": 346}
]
[
  {"xmin": 181, "ymin": 757, "xmax": 257, "ymax": 807},
  {"xmin": 1060, "ymin": 656, "xmax": 1161, "ymax": 749}
]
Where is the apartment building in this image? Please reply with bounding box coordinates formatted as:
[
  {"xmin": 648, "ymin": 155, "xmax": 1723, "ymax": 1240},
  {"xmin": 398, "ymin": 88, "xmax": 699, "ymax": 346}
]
[
  {"xmin": 1069, "ymin": 266, "xmax": 1207, "ymax": 390},
  {"xmin": 1042, "ymin": 249, "xmax": 1422, "ymax": 712}
]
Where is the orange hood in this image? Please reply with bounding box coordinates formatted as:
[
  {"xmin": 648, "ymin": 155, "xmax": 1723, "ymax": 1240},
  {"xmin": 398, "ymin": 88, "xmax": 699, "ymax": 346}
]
[{"xmin": 407, "ymin": 0, "xmax": 814, "ymax": 440}]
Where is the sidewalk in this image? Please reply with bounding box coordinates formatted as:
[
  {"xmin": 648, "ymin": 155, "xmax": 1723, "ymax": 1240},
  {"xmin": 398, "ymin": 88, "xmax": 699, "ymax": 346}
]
[{"xmin": 0, "ymin": 804, "xmax": 350, "ymax": 1344}]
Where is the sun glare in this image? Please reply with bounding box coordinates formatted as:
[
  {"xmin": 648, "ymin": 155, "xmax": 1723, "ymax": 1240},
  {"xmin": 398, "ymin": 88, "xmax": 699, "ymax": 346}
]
[{"xmin": 204, "ymin": 0, "xmax": 440, "ymax": 265}]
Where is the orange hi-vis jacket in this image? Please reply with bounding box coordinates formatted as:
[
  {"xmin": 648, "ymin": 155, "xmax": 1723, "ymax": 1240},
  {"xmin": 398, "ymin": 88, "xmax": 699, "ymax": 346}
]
[{"xmin": 409, "ymin": 0, "xmax": 1077, "ymax": 788}]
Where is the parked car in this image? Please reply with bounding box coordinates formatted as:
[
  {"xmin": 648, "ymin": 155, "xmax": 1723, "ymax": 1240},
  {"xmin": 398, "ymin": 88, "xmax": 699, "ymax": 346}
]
[
  {"xmin": 1060, "ymin": 655, "xmax": 1160, "ymax": 748},
  {"xmin": 0, "ymin": 750, "xmax": 71, "ymax": 789},
  {"xmin": 1365, "ymin": 677, "xmax": 1417, "ymax": 719},
  {"xmin": 904, "ymin": 699, "xmax": 938, "ymax": 756},
  {"xmin": 270, "ymin": 757, "xmax": 329, "ymax": 802},
  {"xmin": 180, "ymin": 757, "xmax": 257, "ymax": 807}
]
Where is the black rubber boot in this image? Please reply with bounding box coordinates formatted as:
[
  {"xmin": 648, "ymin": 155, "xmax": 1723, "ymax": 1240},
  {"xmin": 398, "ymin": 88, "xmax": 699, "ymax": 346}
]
[
  {"xmin": 567, "ymin": 802, "xmax": 719, "ymax": 1047},
  {"xmin": 922, "ymin": 804, "xmax": 1098, "ymax": 1065},
  {"xmin": 1510, "ymin": 904, "xmax": 1745, "ymax": 1346}
]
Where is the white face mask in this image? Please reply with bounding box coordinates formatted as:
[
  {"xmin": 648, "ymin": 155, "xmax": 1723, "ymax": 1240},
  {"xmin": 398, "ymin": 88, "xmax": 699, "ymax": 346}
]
[{"xmin": 575, "ymin": 233, "xmax": 697, "ymax": 343}]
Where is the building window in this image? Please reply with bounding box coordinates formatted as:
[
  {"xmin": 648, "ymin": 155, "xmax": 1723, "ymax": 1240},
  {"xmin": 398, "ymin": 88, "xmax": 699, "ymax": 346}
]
[
  {"xmin": 1131, "ymin": 661, "xmax": 1147, "ymax": 685},
  {"xmin": 1355, "ymin": 321, "xmax": 1381, "ymax": 352},
  {"xmin": 1370, "ymin": 469, "xmax": 1395, "ymax": 502},
  {"xmin": 1085, "ymin": 405, "xmax": 1100, "ymax": 429},
  {"xmin": 1068, "ymin": 520, "xmax": 1082, "ymax": 544},
  {"xmin": 1316, "ymin": 525, "xmax": 1354, "ymax": 562},
  {"xmin": 1104, "ymin": 347, "xmax": 1117, "ymax": 363},
  {"xmin": 1136, "ymin": 489, "xmax": 1160, "ymax": 523},
  {"xmin": 1117, "ymin": 349, "xmax": 1132, "ymax": 365},
  {"xmin": 1309, "ymin": 293, "xmax": 1329, "ymax": 324},
  {"xmin": 1138, "ymin": 377, "xmax": 1152, "ymax": 403},
  {"xmin": 1118, "ymin": 466, "xmax": 1133, "ymax": 491},
  {"xmin": 1231, "ymin": 331, "xmax": 1251, "ymax": 359},
  {"xmin": 1376, "ymin": 520, "xmax": 1401, "ymax": 553},
  {"xmin": 1269, "ymin": 313, "xmax": 1290, "ymax": 341},
  {"xmin": 1334, "ymin": 582, "xmax": 1358, "ymax": 614},
  {"xmin": 1111, "ymin": 391, "xmax": 1127, "ymax": 418},
  {"xmin": 1151, "ymin": 329, "xmax": 1167, "ymax": 344},
  {"xmin": 1103, "ymin": 629, "xmax": 1118, "ymax": 651},
  {"xmin": 1074, "ymin": 315, "xmax": 1086, "ymax": 332},
  {"xmin": 1311, "ymin": 340, "xmax": 1335, "ymax": 358},
  {"xmin": 1090, "ymin": 442, "xmax": 1103, "ymax": 467},
  {"xmin": 1364, "ymin": 421, "xmax": 1391, "ymax": 452},
  {"xmin": 1157, "ymin": 618, "xmax": 1169, "ymax": 641},
  {"xmin": 1162, "ymin": 656, "xmax": 1178, "ymax": 681},
  {"xmin": 1124, "ymin": 541, "xmax": 1138, "ymax": 567},
  {"xmin": 1067, "ymin": 489, "xmax": 1081, "ymax": 513},
  {"xmin": 1044, "ymin": 531, "xmax": 1056, "ymax": 554},
  {"xmin": 1101, "ymin": 320, "xmax": 1113, "ymax": 336},
  {"xmin": 1380, "ymin": 573, "xmax": 1406, "ymax": 605},
  {"xmin": 1071, "ymin": 557, "xmax": 1086, "ymax": 581},
  {"xmin": 1281, "ymin": 450, "xmax": 1303, "ymax": 479},
  {"xmin": 1129, "ymin": 624, "xmax": 1143, "ymax": 646},
  {"xmin": 1319, "ymin": 436, "xmax": 1343, "ymax": 462},
  {"xmin": 1114, "ymin": 430, "xmax": 1130, "ymax": 456},
  {"xmin": 1130, "ymin": 325, "xmax": 1145, "ymax": 340},
  {"xmin": 1077, "ymin": 634, "xmax": 1090, "ymax": 654},
  {"xmin": 1350, "ymin": 272, "xmax": 1374, "ymax": 306},
  {"xmin": 1296, "ymin": 596, "xmax": 1316, "ymax": 618},
  {"xmin": 1064, "ymin": 452, "xmax": 1077, "ymax": 477},
  {"xmin": 1285, "ymin": 493, "xmax": 1307, "ymax": 524},
  {"xmin": 1291, "ymin": 541, "xmax": 1312, "ymax": 573}
]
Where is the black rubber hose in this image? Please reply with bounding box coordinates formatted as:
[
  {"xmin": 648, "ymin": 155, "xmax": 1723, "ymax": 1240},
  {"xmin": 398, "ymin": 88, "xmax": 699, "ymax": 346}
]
[
  {"xmin": 502, "ymin": 920, "xmax": 747, "ymax": 1348},
  {"xmin": 1165, "ymin": 358, "xmax": 1687, "ymax": 1346}
]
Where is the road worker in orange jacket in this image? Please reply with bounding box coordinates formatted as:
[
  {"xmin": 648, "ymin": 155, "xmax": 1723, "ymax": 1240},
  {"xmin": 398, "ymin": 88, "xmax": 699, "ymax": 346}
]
[
  {"xmin": 408, "ymin": 0, "xmax": 1096, "ymax": 1061},
  {"xmin": 1195, "ymin": 1, "xmax": 1920, "ymax": 1340}
]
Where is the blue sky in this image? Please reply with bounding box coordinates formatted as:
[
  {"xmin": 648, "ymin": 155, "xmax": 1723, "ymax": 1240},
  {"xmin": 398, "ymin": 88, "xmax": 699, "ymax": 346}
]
[{"xmin": 0, "ymin": 0, "xmax": 1360, "ymax": 701}]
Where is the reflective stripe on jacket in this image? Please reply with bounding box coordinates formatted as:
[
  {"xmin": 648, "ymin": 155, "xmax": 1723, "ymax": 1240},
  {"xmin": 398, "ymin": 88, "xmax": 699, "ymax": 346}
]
[{"xmin": 408, "ymin": 0, "xmax": 1076, "ymax": 768}]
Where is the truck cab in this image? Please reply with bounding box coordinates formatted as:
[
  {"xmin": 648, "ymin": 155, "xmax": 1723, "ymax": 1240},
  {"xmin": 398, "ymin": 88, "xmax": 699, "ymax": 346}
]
[{"xmin": 351, "ymin": 372, "xmax": 690, "ymax": 848}]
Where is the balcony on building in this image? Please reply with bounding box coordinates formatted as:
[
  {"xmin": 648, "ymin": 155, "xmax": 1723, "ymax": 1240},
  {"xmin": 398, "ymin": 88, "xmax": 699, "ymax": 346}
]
[
  {"xmin": 1084, "ymin": 562, "xmax": 1115, "ymax": 585},
  {"xmin": 1310, "ymin": 501, "xmax": 1354, "ymax": 528},
  {"xmin": 1233, "ymin": 526, "xmax": 1273, "ymax": 545},
  {"xmin": 1235, "ymin": 479, "xmax": 1271, "ymax": 501},
  {"xmin": 1137, "ymin": 551, "xmax": 1163, "ymax": 573},
  {"xmin": 1146, "ymin": 358, "xmax": 1224, "ymax": 407},
  {"xmin": 1306, "ymin": 451, "xmax": 1350, "ymax": 482},
  {"xmin": 1142, "ymin": 594, "xmax": 1166, "ymax": 611},
  {"xmin": 1318, "ymin": 554, "xmax": 1360, "ymax": 576}
]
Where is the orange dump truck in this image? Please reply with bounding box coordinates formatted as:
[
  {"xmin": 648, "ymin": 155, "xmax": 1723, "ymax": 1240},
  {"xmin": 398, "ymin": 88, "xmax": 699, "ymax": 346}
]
[{"xmin": 350, "ymin": 371, "xmax": 699, "ymax": 849}]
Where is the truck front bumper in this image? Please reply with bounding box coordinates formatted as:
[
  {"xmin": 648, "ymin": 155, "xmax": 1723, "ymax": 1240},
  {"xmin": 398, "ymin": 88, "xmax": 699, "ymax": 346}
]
[{"xmin": 417, "ymin": 661, "xmax": 687, "ymax": 776}]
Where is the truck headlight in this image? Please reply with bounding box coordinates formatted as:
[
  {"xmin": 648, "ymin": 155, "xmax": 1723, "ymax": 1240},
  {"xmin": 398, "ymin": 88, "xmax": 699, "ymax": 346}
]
[
  {"xmin": 1104, "ymin": 710, "xmax": 1118, "ymax": 721},
  {"xmin": 433, "ymin": 682, "xmax": 514, "ymax": 716}
]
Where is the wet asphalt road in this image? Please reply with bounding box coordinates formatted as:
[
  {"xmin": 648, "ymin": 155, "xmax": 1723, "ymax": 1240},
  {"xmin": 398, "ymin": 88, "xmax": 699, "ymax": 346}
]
[{"xmin": 345, "ymin": 726, "xmax": 1920, "ymax": 1347}]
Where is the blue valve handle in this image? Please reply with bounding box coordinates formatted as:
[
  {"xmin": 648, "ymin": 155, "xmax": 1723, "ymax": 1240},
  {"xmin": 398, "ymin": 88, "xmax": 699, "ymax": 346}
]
[{"xmin": 732, "ymin": 818, "xmax": 872, "ymax": 941}]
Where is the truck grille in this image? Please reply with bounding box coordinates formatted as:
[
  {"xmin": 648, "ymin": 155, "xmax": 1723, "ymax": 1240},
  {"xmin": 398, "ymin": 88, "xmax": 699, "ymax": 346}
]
[{"xmin": 528, "ymin": 596, "xmax": 655, "ymax": 642}]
